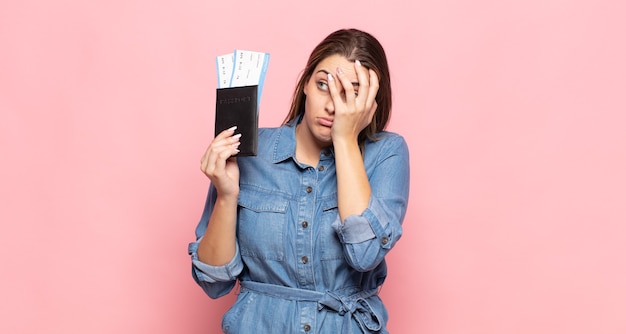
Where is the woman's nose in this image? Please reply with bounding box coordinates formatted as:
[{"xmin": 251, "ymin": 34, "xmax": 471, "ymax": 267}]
[{"xmin": 324, "ymin": 95, "xmax": 335, "ymax": 114}]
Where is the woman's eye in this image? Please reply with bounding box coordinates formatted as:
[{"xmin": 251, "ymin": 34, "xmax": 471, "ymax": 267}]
[{"xmin": 317, "ymin": 81, "xmax": 328, "ymax": 91}]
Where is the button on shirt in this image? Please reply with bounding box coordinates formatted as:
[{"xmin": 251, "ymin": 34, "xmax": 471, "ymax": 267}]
[{"xmin": 188, "ymin": 122, "xmax": 410, "ymax": 333}]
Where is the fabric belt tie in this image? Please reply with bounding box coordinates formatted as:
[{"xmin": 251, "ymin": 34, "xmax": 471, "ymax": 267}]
[{"xmin": 239, "ymin": 280, "xmax": 383, "ymax": 333}]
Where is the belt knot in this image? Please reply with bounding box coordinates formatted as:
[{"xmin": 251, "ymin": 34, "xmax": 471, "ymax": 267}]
[{"xmin": 318, "ymin": 288, "xmax": 383, "ymax": 333}]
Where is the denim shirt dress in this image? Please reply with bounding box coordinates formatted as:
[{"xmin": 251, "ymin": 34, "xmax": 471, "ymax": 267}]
[{"xmin": 188, "ymin": 121, "xmax": 410, "ymax": 333}]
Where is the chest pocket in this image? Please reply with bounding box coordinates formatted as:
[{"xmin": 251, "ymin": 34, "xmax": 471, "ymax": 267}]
[
  {"xmin": 319, "ymin": 197, "xmax": 344, "ymax": 261},
  {"xmin": 237, "ymin": 190, "xmax": 289, "ymax": 261}
]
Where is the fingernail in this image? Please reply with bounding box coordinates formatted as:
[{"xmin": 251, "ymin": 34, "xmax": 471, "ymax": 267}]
[
  {"xmin": 337, "ymin": 67, "xmax": 343, "ymax": 75},
  {"xmin": 355, "ymin": 60, "xmax": 362, "ymax": 67},
  {"xmin": 327, "ymin": 73, "xmax": 334, "ymax": 81},
  {"xmin": 227, "ymin": 126, "xmax": 237, "ymax": 132},
  {"xmin": 233, "ymin": 133, "xmax": 242, "ymax": 139},
  {"xmin": 232, "ymin": 141, "xmax": 241, "ymax": 147}
]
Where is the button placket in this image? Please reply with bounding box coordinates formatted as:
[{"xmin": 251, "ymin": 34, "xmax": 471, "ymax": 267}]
[
  {"xmin": 296, "ymin": 171, "xmax": 317, "ymax": 288},
  {"xmin": 301, "ymin": 186, "xmax": 312, "ymax": 266}
]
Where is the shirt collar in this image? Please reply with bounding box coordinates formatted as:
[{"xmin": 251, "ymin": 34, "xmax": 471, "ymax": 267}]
[
  {"xmin": 272, "ymin": 121, "xmax": 298, "ymax": 163},
  {"xmin": 271, "ymin": 119, "xmax": 336, "ymax": 164}
]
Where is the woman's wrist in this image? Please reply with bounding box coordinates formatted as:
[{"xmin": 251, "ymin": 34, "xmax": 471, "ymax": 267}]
[
  {"xmin": 331, "ymin": 134, "xmax": 360, "ymax": 151},
  {"xmin": 215, "ymin": 192, "xmax": 239, "ymax": 207}
]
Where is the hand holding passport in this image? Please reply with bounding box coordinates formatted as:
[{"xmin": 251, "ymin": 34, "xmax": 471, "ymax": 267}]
[{"xmin": 215, "ymin": 50, "xmax": 270, "ymax": 156}]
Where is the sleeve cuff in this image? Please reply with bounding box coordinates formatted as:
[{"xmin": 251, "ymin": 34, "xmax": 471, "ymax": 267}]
[
  {"xmin": 188, "ymin": 239, "xmax": 243, "ymax": 283},
  {"xmin": 332, "ymin": 198, "xmax": 395, "ymax": 250},
  {"xmin": 332, "ymin": 211, "xmax": 376, "ymax": 244}
]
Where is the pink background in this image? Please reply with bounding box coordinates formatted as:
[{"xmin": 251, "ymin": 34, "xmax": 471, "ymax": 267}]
[{"xmin": 1, "ymin": 0, "xmax": 625, "ymax": 333}]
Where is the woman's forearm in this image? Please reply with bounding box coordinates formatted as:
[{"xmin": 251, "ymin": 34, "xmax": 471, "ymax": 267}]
[
  {"xmin": 196, "ymin": 194, "xmax": 238, "ymax": 266},
  {"xmin": 333, "ymin": 138, "xmax": 371, "ymax": 222}
]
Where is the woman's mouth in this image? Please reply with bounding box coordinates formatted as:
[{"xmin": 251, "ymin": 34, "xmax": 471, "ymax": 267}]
[{"xmin": 318, "ymin": 117, "xmax": 334, "ymax": 127}]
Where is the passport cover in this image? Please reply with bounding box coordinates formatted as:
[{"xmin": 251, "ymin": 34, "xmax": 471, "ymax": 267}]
[{"xmin": 215, "ymin": 85, "xmax": 258, "ymax": 156}]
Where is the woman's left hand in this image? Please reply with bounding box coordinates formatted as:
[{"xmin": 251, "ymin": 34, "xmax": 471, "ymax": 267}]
[{"xmin": 327, "ymin": 60, "xmax": 379, "ymax": 142}]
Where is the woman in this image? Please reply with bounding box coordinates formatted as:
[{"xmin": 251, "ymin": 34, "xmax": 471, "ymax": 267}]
[{"xmin": 188, "ymin": 28, "xmax": 410, "ymax": 333}]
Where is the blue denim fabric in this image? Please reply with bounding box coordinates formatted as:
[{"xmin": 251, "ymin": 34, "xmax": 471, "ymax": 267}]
[{"xmin": 188, "ymin": 122, "xmax": 410, "ymax": 333}]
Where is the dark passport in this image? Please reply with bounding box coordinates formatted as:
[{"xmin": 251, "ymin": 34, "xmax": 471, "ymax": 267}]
[{"xmin": 214, "ymin": 85, "xmax": 258, "ymax": 156}]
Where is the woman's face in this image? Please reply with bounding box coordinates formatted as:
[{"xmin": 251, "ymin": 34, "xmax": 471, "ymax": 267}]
[{"xmin": 299, "ymin": 54, "xmax": 359, "ymax": 149}]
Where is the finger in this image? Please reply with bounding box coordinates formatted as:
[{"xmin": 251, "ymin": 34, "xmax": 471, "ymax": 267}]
[
  {"xmin": 367, "ymin": 100, "xmax": 378, "ymax": 123},
  {"xmin": 201, "ymin": 150, "xmax": 209, "ymax": 172},
  {"xmin": 209, "ymin": 146, "xmax": 231, "ymax": 176},
  {"xmin": 215, "ymin": 125, "xmax": 238, "ymax": 140},
  {"xmin": 202, "ymin": 125, "xmax": 239, "ymax": 163},
  {"xmin": 326, "ymin": 72, "xmax": 342, "ymax": 105},
  {"xmin": 203, "ymin": 144, "xmax": 223, "ymax": 175},
  {"xmin": 335, "ymin": 66, "xmax": 356, "ymax": 105},
  {"xmin": 201, "ymin": 146, "xmax": 217, "ymax": 172},
  {"xmin": 201, "ymin": 134, "xmax": 241, "ymax": 173},
  {"xmin": 365, "ymin": 69, "xmax": 379, "ymax": 111},
  {"xmin": 354, "ymin": 60, "xmax": 370, "ymax": 106},
  {"xmin": 204, "ymin": 144, "xmax": 236, "ymax": 176},
  {"xmin": 213, "ymin": 136, "xmax": 241, "ymax": 165}
]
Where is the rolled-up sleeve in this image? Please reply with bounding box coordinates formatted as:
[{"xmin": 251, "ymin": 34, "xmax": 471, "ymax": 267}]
[
  {"xmin": 188, "ymin": 240, "xmax": 243, "ymax": 298},
  {"xmin": 189, "ymin": 240, "xmax": 243, "ymax": 283},
  {"xmin": 332, "ymin": 135, "xmax": 410, "ymax": 272}
]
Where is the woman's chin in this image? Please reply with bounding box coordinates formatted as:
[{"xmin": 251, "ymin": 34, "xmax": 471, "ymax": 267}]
[{"xmin": 315, "ymin": 129, "xmax": 333, "ymax": 144}]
